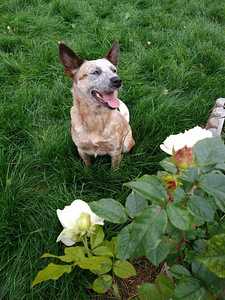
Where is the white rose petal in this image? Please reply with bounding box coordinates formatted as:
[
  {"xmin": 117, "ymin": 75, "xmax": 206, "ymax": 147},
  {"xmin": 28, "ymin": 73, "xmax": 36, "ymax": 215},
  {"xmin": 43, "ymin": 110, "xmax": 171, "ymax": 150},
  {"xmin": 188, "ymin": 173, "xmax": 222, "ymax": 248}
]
[
  {"xmin": 160, "ymin": 126, "xmax": 213, "ymax": 155},
  {"xmin": 56, "ymin": 199, "xmax": 104, "ymax": 246}
]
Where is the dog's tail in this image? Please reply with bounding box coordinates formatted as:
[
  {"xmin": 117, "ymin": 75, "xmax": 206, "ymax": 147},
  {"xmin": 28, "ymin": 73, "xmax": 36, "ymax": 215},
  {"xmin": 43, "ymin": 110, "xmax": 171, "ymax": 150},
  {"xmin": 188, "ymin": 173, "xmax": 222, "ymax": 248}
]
[{"xmin": 118, "ymin": 100, "xmax": 130, "ymax": 123}]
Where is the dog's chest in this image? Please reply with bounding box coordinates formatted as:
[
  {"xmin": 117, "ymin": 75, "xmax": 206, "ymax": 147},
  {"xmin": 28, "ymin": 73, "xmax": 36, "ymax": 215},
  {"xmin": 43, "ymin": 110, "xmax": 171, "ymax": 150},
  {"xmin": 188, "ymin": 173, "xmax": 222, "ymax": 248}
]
[{"xmin": 71, "ymin": 107, "xmax": 122, "ymax": 155}]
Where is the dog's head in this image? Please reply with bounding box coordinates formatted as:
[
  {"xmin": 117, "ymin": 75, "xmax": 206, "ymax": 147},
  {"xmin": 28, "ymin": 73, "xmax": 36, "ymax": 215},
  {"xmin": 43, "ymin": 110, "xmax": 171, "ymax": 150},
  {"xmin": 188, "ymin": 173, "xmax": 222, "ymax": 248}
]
[{"xmin": 59, "ymin": 40, "xmax": 122, "ymax": 109}]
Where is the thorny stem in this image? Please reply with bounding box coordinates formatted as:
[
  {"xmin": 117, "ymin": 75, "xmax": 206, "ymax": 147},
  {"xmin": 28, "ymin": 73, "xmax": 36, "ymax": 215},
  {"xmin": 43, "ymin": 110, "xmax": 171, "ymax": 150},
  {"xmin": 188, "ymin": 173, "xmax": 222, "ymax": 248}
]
[
  {"xmin": 183, "ymin": 183, "xmax": 197, "ymax": 206},
  {"xmin": 164, "ymin": 236, "xmax": 179, "ymax": 249},
  {"xmin": 178, "ymin": 230, "xmax": 185, "ymax": 266}
]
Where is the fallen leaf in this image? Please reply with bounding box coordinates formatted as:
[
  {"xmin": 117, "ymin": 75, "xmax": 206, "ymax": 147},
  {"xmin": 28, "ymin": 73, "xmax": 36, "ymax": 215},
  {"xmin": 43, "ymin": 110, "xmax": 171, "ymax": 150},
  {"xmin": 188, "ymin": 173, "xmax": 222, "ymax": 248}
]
[{"xmin": 162, "ymin": 89, "xmax": 169, "ymax": 95}]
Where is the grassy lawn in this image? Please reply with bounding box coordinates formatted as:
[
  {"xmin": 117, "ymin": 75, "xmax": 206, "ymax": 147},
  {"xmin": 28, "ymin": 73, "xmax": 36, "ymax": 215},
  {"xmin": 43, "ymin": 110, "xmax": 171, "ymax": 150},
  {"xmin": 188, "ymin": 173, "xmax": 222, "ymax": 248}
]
[{"xmin": 0, "ymin": 0, "xmax": 225, "ymax": 298}]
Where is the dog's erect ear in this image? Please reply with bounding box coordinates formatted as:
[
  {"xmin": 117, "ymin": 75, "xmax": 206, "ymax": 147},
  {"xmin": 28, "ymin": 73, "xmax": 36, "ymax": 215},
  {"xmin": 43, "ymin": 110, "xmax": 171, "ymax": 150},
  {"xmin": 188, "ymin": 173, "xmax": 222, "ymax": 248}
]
[
  {"xmin": 59, "ymin": 43, "xmax": 84, "ymax": 78},
  {"xmin": 104, "ymin": 40, "xmax": 119, "ymax": 69}
]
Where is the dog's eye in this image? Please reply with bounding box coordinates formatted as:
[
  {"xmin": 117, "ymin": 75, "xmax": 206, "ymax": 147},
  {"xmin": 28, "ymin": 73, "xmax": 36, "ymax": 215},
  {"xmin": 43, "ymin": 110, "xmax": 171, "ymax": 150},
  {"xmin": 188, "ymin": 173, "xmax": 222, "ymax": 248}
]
[
  {"xmin": 92, "ymin": 70, "xmax": 100, "ymax": 75},
  {"xmin": 112, "ymin": 69, "xmax": 117, "ymax": 73}
]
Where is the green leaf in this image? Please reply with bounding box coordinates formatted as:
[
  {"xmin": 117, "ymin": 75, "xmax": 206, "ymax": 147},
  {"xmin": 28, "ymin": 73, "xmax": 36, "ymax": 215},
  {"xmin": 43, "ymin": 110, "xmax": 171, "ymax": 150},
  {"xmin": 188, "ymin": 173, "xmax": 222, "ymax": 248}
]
[
  {"xmin": 129, "ymin": 206, "xmax": 168, "ymax": 258},
  {"xmin": 157, "ymin": 275, "xmax": 175, "ymax": 298},
  {"xmin": 136, "ymin": 174, "xmax": 162, "ymax": 185},
  {"xmin": 90, "ymin": 225, "xmax": 105, "ymax": 250},
  {"xmin": 124, "ymin": 181, "xmax": 167, "ymax": 205},
  {"xmin": 167, "ymin": 202, "xmax": 195, "ymax": 231},
  {"xmin": 174, "ymin": 278, "xmax": 206, "ymax": 300},
  {"xmin": 146, "ymin": 238, "xmax": 170, "ymax": 266},
  {"xmin": 92, "ymin": 274, "xmax": 112, "ymax": 294},
  {"xmin": 160, "ymin": 157, "xmax": 177, "ymax": 173},
  {"xmin": 41, "ymin": 246, "xmax": 85, "ymax": 262},
  {"xmin": 31, "ymin": 263, "xmax": 72, "ymax": 287},
  {"xmin": 191, "ymin": 259, "xmax": 218, "ymax": 284},
  {"xmin": 125, "ymin": 191, "xmax": 148, "ymax": 218},
  {"xmin": 92, "ymin": 241, "xmax": 114, "ymax": 257},
  {"xmin": 89, "ymin": 199, "xmax": 127, "ymax": 223},
  {"xmin": 180, "ymin": 168, "xmax": 199, "ymax": 183},
  {"xmin": 174, "ymin": 186, "xmax": 186, "ymax": 203},
  {"xmin": 75, "ymin": 256, "xmax": 109, "ymax": 270},
  {"xmin": 193, "ymin": 240, "xmax": 206, "ymax": 253},
  {"xmin": 194, "ymin": 136, "xmax": 225, "ymax": 172},
  {"xmin": 214, "ymin": 196, "xmax": 225, "ymax": 213},
  {"xmin": 169, "ymin": 264, "xmax": 192, "ymax": 279},
  {"xmin": 95, "ymin": 257, "xmax": 112, "ymax": 275},
  {"xmin": 197, "ymin": 234, "xmax": 225, "ymax": 278},
  {"xmin": 138, "ymin": 283, "xmax": 167, "ymax": 300},
  {"xmin": 117, "ymin": 225, "xmax": 132, "ymax": 261},
  {"xmin": 199, "ymin": 173, "xmax": 225, "ymax": 200},
  {"xmin": 113, "ymin": 260, "xmax": 136, "ymax": 278},
  {"xmin": 187, "ymin": 196, "xmax": 214, "ymax": 222}
]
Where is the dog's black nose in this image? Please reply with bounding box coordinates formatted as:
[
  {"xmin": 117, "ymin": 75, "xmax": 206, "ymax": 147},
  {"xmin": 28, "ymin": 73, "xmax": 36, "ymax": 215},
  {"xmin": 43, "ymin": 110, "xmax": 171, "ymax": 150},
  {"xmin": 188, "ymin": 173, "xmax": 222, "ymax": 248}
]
[{"xmin": 110, "ymin": 76, "xmax": 122, "ymax": 88}]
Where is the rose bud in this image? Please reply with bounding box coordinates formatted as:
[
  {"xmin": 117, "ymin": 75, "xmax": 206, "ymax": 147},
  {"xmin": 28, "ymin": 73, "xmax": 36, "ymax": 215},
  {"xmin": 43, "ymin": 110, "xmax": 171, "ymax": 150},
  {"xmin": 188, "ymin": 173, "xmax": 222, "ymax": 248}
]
[
  {"xmin": 172, "ymin": 146, "xmax": 194, "ymax": 169},
  {"xmin": 163, "ymin": 174, "xmax": 179, "ymax": 191},
  {"xmin": 77, "ymin": 212, "xmax": 91, "ymax": 231}
]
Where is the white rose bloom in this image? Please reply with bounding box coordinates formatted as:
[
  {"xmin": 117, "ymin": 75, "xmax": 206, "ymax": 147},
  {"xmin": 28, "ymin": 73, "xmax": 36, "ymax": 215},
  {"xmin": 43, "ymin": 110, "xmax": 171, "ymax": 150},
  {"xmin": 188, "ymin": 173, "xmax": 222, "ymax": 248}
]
[
  {"xmin": 160, "ymin": 126, "xmax": 213, "ymax": 155},
  {"xmin": 56, "ymin": 199, "xmax": 104, "ymax": 246}
]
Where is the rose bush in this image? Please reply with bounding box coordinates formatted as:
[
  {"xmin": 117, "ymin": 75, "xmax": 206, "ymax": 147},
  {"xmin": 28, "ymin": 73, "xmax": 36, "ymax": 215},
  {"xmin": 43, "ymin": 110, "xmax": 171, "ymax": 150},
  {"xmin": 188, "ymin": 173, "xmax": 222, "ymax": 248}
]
[{"xmin": 32, "ymin": 127, "xmax": 225, "ymax": 300}]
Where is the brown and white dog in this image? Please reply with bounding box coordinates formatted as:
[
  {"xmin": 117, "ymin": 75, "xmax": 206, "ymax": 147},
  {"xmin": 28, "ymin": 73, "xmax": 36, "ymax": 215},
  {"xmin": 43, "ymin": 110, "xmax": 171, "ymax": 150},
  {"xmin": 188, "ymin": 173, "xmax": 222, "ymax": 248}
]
[{"xmin": 59, "ymin": 40, "xmax": 135, "ymax": 169}]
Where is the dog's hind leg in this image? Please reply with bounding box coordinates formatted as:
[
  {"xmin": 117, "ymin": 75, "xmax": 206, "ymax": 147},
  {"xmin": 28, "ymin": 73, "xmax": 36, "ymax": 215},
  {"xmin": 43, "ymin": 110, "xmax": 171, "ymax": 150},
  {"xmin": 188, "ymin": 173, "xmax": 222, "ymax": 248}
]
[{"xmin": 78, "ymin": 150, "xmax": 92, "ymax": 166}]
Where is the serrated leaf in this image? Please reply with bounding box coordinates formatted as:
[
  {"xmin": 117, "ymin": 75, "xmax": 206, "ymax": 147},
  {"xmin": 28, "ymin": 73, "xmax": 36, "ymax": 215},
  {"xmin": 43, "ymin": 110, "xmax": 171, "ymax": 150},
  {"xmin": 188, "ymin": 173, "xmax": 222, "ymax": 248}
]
[
  {"xmin": 75, "ymin": 256, "xmax": 109, "ymax": 270},
  {"xmin": 92, "ymin": 241, "xmax": 114, "ymax": 257},
  {"xmin": 191, "ymin": 259, "xmax": 218, "ymax": 284},
  {"xmin": 90, "ymin": 225, "xmax": 105, "ymax": 250},
  {"xmin": 169, "ymin": 264, "xmax": 192, "ymax": 279},
  {"xmin": 193, "ymin": 239, "xmax": 206, "ymax": 254},
  {"xmin": 157, "ymin": 275, "xmax": 175, "ymax": 298},
  {"xmin": 199, "ymin": 173, "xmax": 225, "ymax": 200},
  {"xmin": 174, "ymin": 277, "xmax": 206, "ymax": 300},
  {"xmin": 125, "ymin": 191, "xmax": 148, "ymax": 218},
  {"xmin": 124, "ymin": 181, "xmax": 167, "ymax": 205},
  {"xmin": 117, "ymin": 225, "xmax": 132, "ymax": 261},
  {"xmin": 194, "ymin": 136, "xmax": 225, "ymax": 172},
  {"xmin": 160, "ymin": 157, "xmax": 177, "ymax": 173},
  {"xmin": 138, "ymin": 283, "xmax": 167, "ymax": 300},
  {"xmin": 89, "ymin": 199, "xmax": 127, "ymax": 223},
  {"xmin": 146, "ymin": 238, "xmax": 169, "ymax": 266},
  {"xmin": 174, "ymin": 186, "xmax": 186, "ymax": 203},
  {"xmin": 95, "ymin": 257, "xmax": 112, "ymax": 275},
  {"xmin": 197, "ymin": 234, "xmax": 225, "ymax": 278},
  {"xmin": 129, "ymin": 206, "xmax": 168, "ymax": 258},
  {"xmin": 214, "ymin": 196, "xmax": 225, "ymax": 212},
  {"xmin": 92, "ymin": 275, "xmax": 112, "ymax": 293},
  {"xmin": 113, "ymin": 260, "xmax": 136, "ymax": 278},
  {"xmin": 167, "ymin": 202, "xmax": 195, "ymax": 231},
  {"xmin": 187, "ymin": 196, "xmax": 214, "ymax": 222},
  {"xmin": 32, "ymin": 263, "xmax": 72, "ymax": 287},
  {"xmin": 137, "ymin": 174, "xmax": 161, "ymax": 183}
]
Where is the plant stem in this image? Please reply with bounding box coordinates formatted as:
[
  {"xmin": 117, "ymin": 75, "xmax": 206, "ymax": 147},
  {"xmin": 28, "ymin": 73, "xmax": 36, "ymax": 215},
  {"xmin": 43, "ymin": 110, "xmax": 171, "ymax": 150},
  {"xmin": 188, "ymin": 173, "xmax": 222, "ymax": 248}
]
[
  {"xmin": 164, "ymin": 236, "xmax": 179, "ymax": 249},
  {"xmin": 178, "ymin": 230, "xmax": 185, "ymax": 266},
  {"xmin": 82, "ymin": 234, "xmax": 92, "ymax": 258},
  {"xmin": 183, "ymin": 183, "xmax": 197, "ymax": 206}
]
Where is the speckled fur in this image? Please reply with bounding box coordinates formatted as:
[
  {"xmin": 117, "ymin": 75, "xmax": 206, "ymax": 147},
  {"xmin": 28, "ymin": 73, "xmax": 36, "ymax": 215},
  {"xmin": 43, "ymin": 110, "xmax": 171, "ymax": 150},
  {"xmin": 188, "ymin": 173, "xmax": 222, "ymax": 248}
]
[{"xmin": 59, "ymin": 40, "xmax": 135, "ymax": 169}]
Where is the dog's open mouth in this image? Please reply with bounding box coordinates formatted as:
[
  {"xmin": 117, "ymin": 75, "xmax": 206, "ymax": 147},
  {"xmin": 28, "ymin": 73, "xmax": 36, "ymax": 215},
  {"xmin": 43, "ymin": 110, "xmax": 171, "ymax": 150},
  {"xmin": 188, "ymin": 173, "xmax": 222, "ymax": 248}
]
[{"xmin": 91, "ymin": 90, "xmax": 120, "ymax": 109}]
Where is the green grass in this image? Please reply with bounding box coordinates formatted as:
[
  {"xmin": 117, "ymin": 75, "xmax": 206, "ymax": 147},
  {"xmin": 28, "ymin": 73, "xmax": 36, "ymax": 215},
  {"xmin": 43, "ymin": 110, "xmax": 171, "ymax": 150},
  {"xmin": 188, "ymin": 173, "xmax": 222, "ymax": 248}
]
[{"xmin": 0, "ymin": 0, "xmax": 225, "ymax": 298}]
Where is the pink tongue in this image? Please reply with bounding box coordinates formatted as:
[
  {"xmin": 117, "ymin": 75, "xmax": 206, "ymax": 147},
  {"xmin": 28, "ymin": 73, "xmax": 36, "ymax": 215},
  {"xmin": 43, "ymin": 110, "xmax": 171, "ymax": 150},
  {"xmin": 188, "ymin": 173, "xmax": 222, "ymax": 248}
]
[{"xmin": 102, "ymin": 92, "xmax": 120, "ymax": 108}]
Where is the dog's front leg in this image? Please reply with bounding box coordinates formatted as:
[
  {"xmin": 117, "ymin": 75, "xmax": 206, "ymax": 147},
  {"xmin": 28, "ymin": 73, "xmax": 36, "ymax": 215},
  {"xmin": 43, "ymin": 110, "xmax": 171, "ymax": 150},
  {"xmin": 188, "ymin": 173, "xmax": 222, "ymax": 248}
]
[
  {"xmin": 110, "ymin": 151, "xmax": 121, "ymax": 171},
  {"xmin": 78, "ymin": 150, "xmax": 92, "ymax": 166}
]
